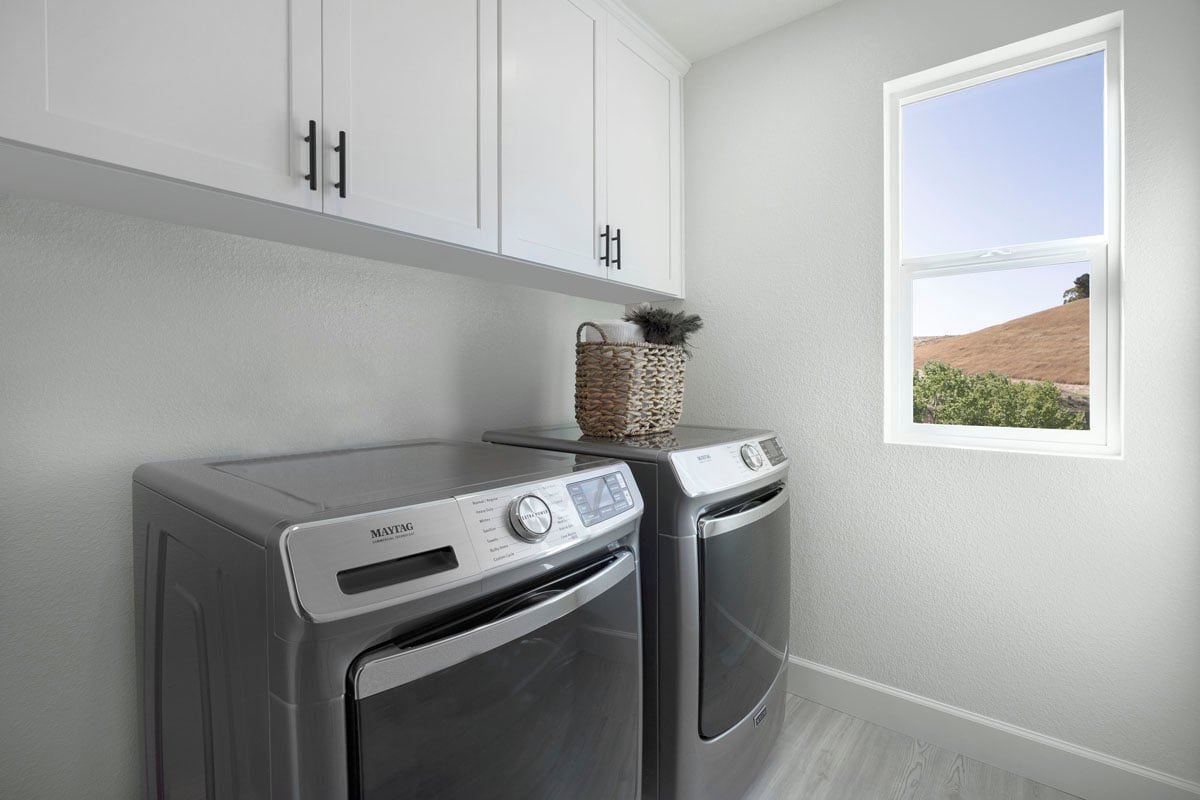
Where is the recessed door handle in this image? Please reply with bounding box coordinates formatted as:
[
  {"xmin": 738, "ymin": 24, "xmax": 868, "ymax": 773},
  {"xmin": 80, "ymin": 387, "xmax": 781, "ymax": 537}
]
[
  {"xmin": 698, "ymin": 485, "xmax": 788, "ymax": 539},
  {"xmin": 334, "ymin": 130, "xmax": 347, "ymax": 198},
  {"xmin": 303, "ymin": 120, "xmax": 317, "ymax": 191},
  {"xmin": 351, "ymin": 551, "xmax": 635, "ymax": 698}
]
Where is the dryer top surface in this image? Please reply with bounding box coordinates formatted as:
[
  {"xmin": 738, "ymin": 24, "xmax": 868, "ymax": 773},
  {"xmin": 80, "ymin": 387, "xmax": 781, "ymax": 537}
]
[
  {"xmin": 484, "ymin": 424, "xmax": 791, "ymax": 499},
  {"xmin": 483, "ymin": 424, "xmax": 776, "ymax": 462}
]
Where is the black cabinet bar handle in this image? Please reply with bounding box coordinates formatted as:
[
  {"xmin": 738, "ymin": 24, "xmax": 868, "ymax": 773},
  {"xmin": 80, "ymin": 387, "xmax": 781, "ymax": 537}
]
[
  {"xmin": 600, "ymin": 224, "xmax": 611, "ymax": 266},
  {"xmin": 613, "ymin": 228, "xmax": 622, "ymax": 270},
  {"xmin": 334, "ymin": 130, "xmax": 347, "ymax": 198},
  {"xmin": 303, "ymin": 120, "xmax": 317, "ymax": 191}
]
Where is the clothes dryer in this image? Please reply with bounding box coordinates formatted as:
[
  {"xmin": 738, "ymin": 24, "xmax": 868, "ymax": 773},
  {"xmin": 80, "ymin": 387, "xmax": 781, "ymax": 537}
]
[{"xmin": 483, "ymin": 425, "xmax": 791, "ymax": 800}]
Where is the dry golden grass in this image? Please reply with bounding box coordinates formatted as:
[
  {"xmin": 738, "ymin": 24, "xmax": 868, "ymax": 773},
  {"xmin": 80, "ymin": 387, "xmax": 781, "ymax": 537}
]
[{"xmin": 913, "ymin": 298, "xmax": 1089, "ymax": 385}]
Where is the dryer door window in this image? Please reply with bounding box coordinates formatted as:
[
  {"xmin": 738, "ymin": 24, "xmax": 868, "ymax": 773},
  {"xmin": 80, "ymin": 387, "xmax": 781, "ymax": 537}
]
[
  {"xmin": 697, "ymin": 485, "xmax": 790, "ymax": 739},
  {"xmin": 347, "ymin": 551, "xmax": 641, "ymax": 799}
]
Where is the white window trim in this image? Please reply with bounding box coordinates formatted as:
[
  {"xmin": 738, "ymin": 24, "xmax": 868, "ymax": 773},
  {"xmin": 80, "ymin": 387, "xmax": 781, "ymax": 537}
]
[{"xmin": 883, "ymin": 13, "xmax": 1124, "ymax": 458}]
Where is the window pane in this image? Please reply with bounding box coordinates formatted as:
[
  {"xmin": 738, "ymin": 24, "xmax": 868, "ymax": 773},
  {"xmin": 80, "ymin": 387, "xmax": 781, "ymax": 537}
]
[
  {"xmin": 902, "ymin": 52, "xmax": 1104, "ymax": 258},
  {"xmin": 912, "ymin": 262, "xmax": 1090, "ymax": 429}
]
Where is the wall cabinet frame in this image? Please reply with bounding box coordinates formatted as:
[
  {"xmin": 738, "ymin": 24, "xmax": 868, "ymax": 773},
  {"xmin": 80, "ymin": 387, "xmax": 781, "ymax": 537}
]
[{"xmin": 0, "ymin": 0, "xmax": 687, "ymax": 302}]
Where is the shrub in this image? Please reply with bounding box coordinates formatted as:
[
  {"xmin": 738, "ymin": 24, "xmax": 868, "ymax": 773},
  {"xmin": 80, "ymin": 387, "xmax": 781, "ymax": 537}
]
[{"xmin": 913, "ymin": 361, "xmax": 1085, "ymax": 430}]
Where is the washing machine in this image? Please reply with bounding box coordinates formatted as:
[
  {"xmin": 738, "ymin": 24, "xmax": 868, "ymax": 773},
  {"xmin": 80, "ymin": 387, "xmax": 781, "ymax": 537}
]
[
  {"xmin": 133, "ymin": 439, "xmax": 645, "ymax": 799},
  {"xmin": 483, "ymin": 425, "xmax": 791, "ymax": 800}
]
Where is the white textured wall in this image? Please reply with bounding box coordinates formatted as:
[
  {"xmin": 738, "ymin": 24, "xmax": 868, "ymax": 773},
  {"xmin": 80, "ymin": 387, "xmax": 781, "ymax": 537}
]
[
  {"xmin": 683, "ymin": 0, "xmax": 1200, "ymax": 785},
  {"xmin": 0, "ymin": 196, "xmax": 618, "ymax": 799}
]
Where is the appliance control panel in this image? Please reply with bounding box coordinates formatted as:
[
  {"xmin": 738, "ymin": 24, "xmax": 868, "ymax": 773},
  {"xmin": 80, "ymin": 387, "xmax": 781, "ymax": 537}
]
[
  {"xmin": 567, "ymin": 471, "xmax": 635, "ymax": 526},
  {"xmin": 758, "ymin": 436, "xmax": 787, "ymax": 466},
  {"xmin": 281, "ymin": 463, "xmax": 643, "ymax": 622},
  {"xmin": 668, "ymin": 435, "xmax": 788, "ymax": 497},
  {"xmin": 456, "ymin": 463, "xmax": 640, "ymax": 571}
]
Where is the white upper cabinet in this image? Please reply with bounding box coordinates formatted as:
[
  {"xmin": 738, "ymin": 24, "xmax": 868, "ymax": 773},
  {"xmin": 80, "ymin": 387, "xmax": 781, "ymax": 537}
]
[
  {"xmin": 0, "ymin": 0, "xmax": 322, "ymax": 210},
  {"xmin": 0, "ymin": 0, "xmax": 687, "ymax": 300},
  {"xmin": 605, "ymin": 18, "xmax": 683, "ymax": 295},
  {"xmin": 500, "ymin": 0, "xmax": 608, "ymax": 278},
  {"xmin": 322, "ymin": 0, "xmax": 498, "ymax": 251},
  {"xmin": 500, "ymin": 1, "xmax": 684, "ymax": 293}
]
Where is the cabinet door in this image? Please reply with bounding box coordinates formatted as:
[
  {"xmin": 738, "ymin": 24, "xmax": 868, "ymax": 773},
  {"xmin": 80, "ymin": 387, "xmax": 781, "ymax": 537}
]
[
  {"xmin": 0, "ymin": 0, "xmax": 321, "ymax": 209},
  {"xmin": 322, "ymin": 0, "xmax": 498, "ymax": 251},
  {"xmin": 606, "ymin": 19, "xmax": 683, "ymax": 295},
  {"xmin": 500, "ymin": 0, "xmax": 607, "ymax": 277}
]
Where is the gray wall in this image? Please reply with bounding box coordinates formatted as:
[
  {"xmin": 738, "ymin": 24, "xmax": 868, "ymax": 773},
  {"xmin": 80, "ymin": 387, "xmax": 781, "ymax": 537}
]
[
  {"xmin": 0, "ymin": 196, "xmax": 618, "ymax": 798},
  {"xmin": 682, "ymin": 0, "xmax": 1199, "ymax": 785}
]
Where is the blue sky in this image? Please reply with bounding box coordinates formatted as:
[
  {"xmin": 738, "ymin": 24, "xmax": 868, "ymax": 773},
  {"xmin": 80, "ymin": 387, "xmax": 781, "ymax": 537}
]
[
  {"xmin": 902, "ymin": 52, "xmax": 1103, "ymax": 336},
  {"xmin": 913, "ymin": 262, "xmax": 1088, "ymax": 336}
]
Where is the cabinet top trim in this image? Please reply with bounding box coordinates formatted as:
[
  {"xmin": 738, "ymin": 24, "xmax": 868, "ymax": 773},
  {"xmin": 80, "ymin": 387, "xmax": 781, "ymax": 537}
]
[{"xmin": 603, "ymin": 0, "xmax": 692, "ymax": 74}]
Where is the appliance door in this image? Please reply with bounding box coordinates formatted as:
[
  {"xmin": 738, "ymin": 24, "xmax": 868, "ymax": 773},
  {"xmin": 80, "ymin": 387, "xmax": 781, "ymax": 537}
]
[
  {"xmin": 348, "ymin": 550, "xmax": 641, "ymax": 799},
  {"xmin": 697, "ymin": 484, "xmax": 790, "ymax": 739}
]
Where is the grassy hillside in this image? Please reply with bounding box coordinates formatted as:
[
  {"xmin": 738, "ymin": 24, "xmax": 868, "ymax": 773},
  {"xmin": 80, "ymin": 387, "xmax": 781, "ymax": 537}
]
[{"xmin": 913, "ymin": 298, "xmax": 1089, "ymax": 386}]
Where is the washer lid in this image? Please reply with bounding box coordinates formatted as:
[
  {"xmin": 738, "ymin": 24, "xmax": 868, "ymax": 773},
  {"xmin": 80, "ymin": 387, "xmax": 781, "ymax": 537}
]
[
  {"xmin": 211, "ymin": 440, "xmax": 576, "ymax": 511},
  {"xmin": 134, "ymin": 439, "xmax": 596, "ymax": 543}
]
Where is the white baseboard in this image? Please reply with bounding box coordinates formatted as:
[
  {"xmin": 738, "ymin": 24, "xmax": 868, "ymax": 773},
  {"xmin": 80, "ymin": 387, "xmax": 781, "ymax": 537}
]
[{"xmin": 787, "ymin": 656, "xmax": 1200, "ymax": 800}]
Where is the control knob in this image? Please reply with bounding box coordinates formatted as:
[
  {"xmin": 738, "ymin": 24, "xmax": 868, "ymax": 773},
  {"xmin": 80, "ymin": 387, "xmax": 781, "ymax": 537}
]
[
  {"xmin": 740, "ymin": 444, "xmax": 765, "ymax": 470},
  {"xmin": 508, "ymin": 494, "xmax": 553, "ymax": 542}
]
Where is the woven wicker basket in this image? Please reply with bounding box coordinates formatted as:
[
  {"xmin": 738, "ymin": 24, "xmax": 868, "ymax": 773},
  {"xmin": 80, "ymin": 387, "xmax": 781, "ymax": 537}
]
[{"xmin": 574, "ymin": 321, "xmax": 686, "ymax": 437}]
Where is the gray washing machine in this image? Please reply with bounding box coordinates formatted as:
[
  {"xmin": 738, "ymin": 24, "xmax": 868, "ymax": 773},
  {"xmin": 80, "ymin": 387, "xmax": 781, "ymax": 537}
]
[
  {"xmin": 133, "ymin": 439, "xmax": 645, "ymax": 799},
  {"xmin": 482, "ymin": 425, "xmax": 791, "ymax": 800}
]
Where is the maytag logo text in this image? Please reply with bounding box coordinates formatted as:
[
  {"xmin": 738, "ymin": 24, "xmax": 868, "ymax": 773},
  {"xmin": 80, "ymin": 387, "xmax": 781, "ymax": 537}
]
[{"xmin": 370, "ymin": 522, "xmax": 414, "ymax": 540}]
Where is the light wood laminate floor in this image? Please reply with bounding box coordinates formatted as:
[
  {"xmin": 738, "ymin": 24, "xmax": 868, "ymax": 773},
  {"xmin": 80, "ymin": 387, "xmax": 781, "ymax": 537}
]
[{"xmin": 744, "ymin": 695, "xmax": 1081, "ymax": 800}]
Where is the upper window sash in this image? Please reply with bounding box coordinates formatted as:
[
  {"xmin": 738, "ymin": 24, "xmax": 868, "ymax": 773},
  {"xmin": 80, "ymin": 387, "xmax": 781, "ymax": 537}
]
[
  {"xmin": 884, "ymin": 19, "xmax": 1121, "ymax": 263},
  {"xmin": 897, "ymin": 46, "xmax": 1108, "ymax": 260}
]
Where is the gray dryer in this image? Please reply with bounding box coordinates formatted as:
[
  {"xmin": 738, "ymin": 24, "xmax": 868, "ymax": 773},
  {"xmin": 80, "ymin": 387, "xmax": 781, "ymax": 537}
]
[{"xmin": 483, "ymin": 424, "xmax": 791, "ymax": 800}]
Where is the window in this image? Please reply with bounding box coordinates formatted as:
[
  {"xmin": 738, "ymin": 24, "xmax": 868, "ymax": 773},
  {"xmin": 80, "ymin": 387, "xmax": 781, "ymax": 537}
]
[{"xmin": 884, "ymin": 14, "xmax": 1122, "ymax": 456}]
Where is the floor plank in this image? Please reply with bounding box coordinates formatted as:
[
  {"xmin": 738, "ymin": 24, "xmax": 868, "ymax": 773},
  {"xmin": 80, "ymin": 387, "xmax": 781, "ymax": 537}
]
[{"xmin": 743, "ymin": 695, "xmax": 1081, "ymax": 800}]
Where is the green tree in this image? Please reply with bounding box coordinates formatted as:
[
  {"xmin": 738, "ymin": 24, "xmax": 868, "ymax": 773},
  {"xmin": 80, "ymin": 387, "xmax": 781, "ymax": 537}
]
[
  {"xmin": 913, "ymin": 361, "xmax": 1085, "ymax": 429},
  {"xmin": 1062, "ymin": 273, "xmax": 1089, "ymax": 303}
]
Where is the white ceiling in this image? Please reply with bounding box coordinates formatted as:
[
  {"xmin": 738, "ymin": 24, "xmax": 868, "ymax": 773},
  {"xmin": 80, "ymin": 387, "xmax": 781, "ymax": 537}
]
[{"xmin": 620, "ymin": 0, "xmax": 844, "ymax": 62}]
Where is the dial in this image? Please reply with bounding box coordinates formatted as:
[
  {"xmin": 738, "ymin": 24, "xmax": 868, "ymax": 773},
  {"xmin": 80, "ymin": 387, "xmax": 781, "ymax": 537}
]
[
  {"xmin": 740, "ymin": 443, "xmax": 765, "ymax": 470},
  {"xmin": 508, "ymin": 494, "xmax": 553, "ymax": 542}
]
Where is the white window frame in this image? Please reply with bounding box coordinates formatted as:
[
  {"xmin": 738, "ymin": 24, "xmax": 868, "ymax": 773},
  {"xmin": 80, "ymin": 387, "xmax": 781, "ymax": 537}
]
[{"xmin": 883, "ymin": 13, "xmax": 1123, "ymax": 458}]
